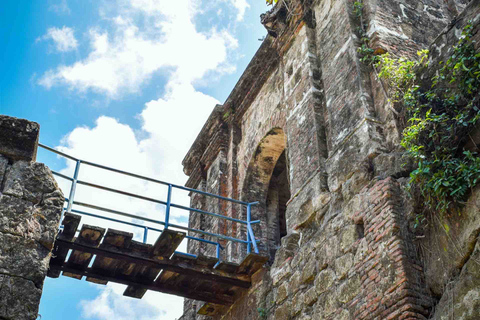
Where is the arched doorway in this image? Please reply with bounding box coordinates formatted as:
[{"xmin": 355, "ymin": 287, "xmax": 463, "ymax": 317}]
[{"xmin": 241, "ymin": 128, "xmax": 290, "ymax": 262}]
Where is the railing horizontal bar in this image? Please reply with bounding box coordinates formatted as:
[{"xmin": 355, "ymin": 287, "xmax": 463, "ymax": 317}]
[
  {"xmin": 172, "ymin": 185, "xmax": 249, "ymax": 205},
  {"xmin": 71, "ymin": 209, "xmax": 155, "ymax": 229},
  {"xmin": 250, "ymin": 220, "xmax": 261, "ymax": 224},
  {"xmin": 69, "ymin": 208, "xmax": 222, "ymax": 247},
  {"xmin": 76, "ymin": 180, "xmax": 168, "ymax": 206},
  {"xmin": 39, "ymin": 144, "xmax": 79, "ymax": 161},
  {"xmin": 170, "ymin": 203, "xmax": 247, "ymax": 225},
  {"xmin": 72, "ymin": 201, "xmax": 165, "ymax": 225},
  {"xmin": 51, "ymin": 171, "xmax": 74, "ymax": 181},
  {"xmin": 167, "ymin": 222, "xmax": 250, "ymax": 244},
  {"xmin": 174, "ymin": 251, "xmax": 197, "ymax": 258}
]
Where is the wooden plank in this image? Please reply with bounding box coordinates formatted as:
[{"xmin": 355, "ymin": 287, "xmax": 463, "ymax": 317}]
[
  {"xmin": 86, "ymin": 229, "xmax": 133, "ymax": 285},
  {"xmin": 49, "ymin": 264, "xmax": 235, "ymax": 305},
  {"xmin": 117, "ymin": 240, "xmax": 151, "ymax": 277},
  {"xmin": 63, "ymin": 225, "xmax": 105, "ymax": 280},
  {"xmin": 123, "ymin": 229, "xmax": 186, "ymax": 298},
  {"xmin": 152, "ymin": 229, "xmax": 186, "ymax": 258},
  {"xmin": 53, "ymin": 238, "xmax": 251, "ymax": 288},
  {"xmin": 214, "ymin": 261, "xmax": 239, "ymax": 274},
  {"xmin": 237, "ymin": 253, "xmax": 268, "ymax": 276},
  {"xmin": 47, "ymin": 213, "xmax": 81, "ymax": 278}
]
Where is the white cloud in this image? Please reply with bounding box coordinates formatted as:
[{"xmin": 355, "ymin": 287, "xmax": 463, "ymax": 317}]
[
  {"xmin": 231, "ymin": 0, "xmax": 250, "ymax": 21},
  {"xmin": 80, "ymin": 284, "xmax": 182, "ymax": 320},
  {"xmin": 49, "ymin": 0, "xmax": 71, "ymax": 15},
  {"xmin": 38, "ymin": 0, "xmax": 237, "ymax": 98},
  {"xmin": 38, "ymin": 26, "xmax": 78, "ymax": 52}
]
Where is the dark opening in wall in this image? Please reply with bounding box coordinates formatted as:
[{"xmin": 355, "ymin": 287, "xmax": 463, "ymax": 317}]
[
  {"xmin": 266, "ymin": 150, "xmax": 290, "ymax": 259},
  {"xmin": 356, "ymin": 221, "xmax": 365, "ymax": 239}
]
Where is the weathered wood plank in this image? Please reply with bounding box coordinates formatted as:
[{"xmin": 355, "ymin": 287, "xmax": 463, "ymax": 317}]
[
  {"xmin": 123, "ymin": 229, "xmax": 186, "ymax": 298},
  {"xmin": 152, "ymin": 229, "xmax": 186, "ymax": 257},
  {"xmin": 47, "ymin": 213, "xmax": 81, "ymax": 278},
  {"xmin": 63, "ymin": 224, "xmax": 105, "ymax": 280},
  {"xmin": 86, "ymin": 229, "xmax": 133, "ymax": 285},
  {"xmin": 49, "ymin": 264, "xmax": 235, "ymax": 305},
  {"xmin": 237, "ymin": 253, "xmax": 268, "ymax": 276},
  {"xmin": 53, "ymin": 238, "xmax": 251, "ymax": 288},
  {"xmin": 214, "ymin": 261, "xmax": 239, "ymax": 274}
]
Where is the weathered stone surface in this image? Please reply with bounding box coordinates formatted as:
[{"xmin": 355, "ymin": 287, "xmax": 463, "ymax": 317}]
[
  {"xmin": 0, "ymin": 232, "xmax": 51, "ymax": 287},
  {"xmin": 432, "ymin": 240, "xmax": 480, "ymax": 320},
  {"xmin": 0, "ymin": 115, "xmax": 39, "ymax": 162},
  {"xmin": 337, "ymin": 275, "xmax": 361, "ymax": 303},
  {"xmin": 274, "ymin": 301, "xmax": 291, "ymax": 320},
  {"xmin": 0, "ymin": 154, "xmax": 8, "ymax": 184},
  {"xmin": 0, "ymin": 274, "xmax": 42, "ymax": 320},
  {"xmin": 0, "ymin": 193, "xmax": 62, "ymax": 249},
  {"xmin": 335, "ymin": 253, "xmax": 353, "ymax": 280},
  {"xmin": 276, "ymin": 282, "xmax": 288, "ymax": 303},
  {"xmin": 314, "ymin": 268, "xmax": 335, "ymax": 295},
  {"xmin": 301, "ymin": 257, "xmax": 316, "ymax": 284},
  {"xmin": 340, "ymin": 225, "xmax": 360, "ymax": 253},
  {"xmin": 3, "ymin": 161, "xmax": 60, "ymax": 204},
  {"xmin": 0, "ymin": 123, "xmax": 63, "ymax": 320},
  {"xmin": 303, "ymin": 286, "xmax": 318, "ymax": 306}
]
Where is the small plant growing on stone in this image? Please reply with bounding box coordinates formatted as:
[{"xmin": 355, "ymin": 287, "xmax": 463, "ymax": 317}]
[{"xmin": 257, "ymin": 307, "xmax": 267, "ymax": 319}]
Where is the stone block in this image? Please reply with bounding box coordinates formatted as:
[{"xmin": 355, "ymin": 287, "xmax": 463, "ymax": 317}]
[
  {"xmin": 0, "ymin": 115, "xmax": 39, "ymax": 162},
  {"xmin": 289, "ymin": 271, "xmax": 302, "ymax": 294},
  {"xmin": 301, "ymin": 258, "xmax": 316, "ymax": 284},
  {"xmin": 337, "ymin": 275, "xmax": 361, "ymax": 303},
  {"xmin": 340, "ymin": 225, "xmax": 360, "ymax": 253},
  {"xmin": 0, "ymin": 232, "xmax": 51, "ymax": 287},
  {"xmin": 274, "ymin": 301, "xmax": 291, "ymax": 320},
  {"xmin": 335, "ymin": 253, "xmax": 353, "ymax": 280},
  {"xmin": 3, "ymin": 161, "xmax": 60, "ymax": 204},
  {"xmin": 276, "ymin": 282, "xmax": 288, "ymax": 304},
  {"xmin": 272, "ymin": 263, "xmax": 292, "ymax": 286},
  {"xmin": 304, "ymin": 286, "xmax": 318, "ymax": 306},
  {"xmin": 315, "ymin": 268, "xmax": 335, "ymax": 295},
  {"xmin": 0, "ymin": 274, "xmax": 42, "ymax": 320},
  {"xmin": 291, "ymin": 292, "xmax": 303, "ymax": 317},
  {"xmin": 0, "ymin": 193, "xmax": 62, "ymax": 249}
]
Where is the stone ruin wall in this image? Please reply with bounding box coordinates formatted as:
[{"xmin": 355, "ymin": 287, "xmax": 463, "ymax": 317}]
[
  {"xmin": 181, "ymin": 0, "xmax": 480, "ymax": 319},
  {"xmin": 0, "ymin": 116, "xmax": 63, "ymax": 320}
]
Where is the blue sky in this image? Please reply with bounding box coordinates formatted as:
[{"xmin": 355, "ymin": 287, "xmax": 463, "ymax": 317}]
[{"xmin": 0, "ymin": 0, "xmax": 268, "ymax": 319}]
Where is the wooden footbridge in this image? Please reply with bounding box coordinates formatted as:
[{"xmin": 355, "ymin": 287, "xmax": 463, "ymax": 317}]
[{"xmin": 41, "ymin": 144, "xmax": 267, "ymax": 315}]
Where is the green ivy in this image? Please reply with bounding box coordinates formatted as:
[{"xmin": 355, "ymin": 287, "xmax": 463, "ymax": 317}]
[{"xmin": 376, "ymin": 23, "xmax": 480, "ymax": 214}]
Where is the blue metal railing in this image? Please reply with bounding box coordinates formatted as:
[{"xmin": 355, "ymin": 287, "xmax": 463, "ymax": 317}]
[{"xmin": 38, "ymin": 143, "xmax": 260, "ymax": 266}]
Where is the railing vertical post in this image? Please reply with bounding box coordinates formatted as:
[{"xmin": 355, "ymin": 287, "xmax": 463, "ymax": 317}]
[
  {"xmin": 246, "ymin": 203, "xmax": 252, "ymax": 254},
  {"xmin": 216, "ymin": 243, "xmax": 221, "ymax": 261},
  {"xmin": 143, "ymin": 227, "xmax": 149, "ymax": 244},
  {"xmin": 165, "ymin": 184, "xmax": 172, "ymax": 229},
  {"xmin": 63, "ymin": 160, "xmax": 81, "ymax": 224},
  {"xmin": 247, "ymin": 203, "xmax": 259, "ymax": 254}
]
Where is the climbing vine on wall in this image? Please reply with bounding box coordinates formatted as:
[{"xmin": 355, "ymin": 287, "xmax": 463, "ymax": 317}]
[{"xmin": 375, "ymin": 23, "xmax": 480, "ymax": 214}]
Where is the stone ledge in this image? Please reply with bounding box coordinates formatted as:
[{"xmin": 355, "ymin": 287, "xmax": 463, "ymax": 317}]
[{"xmin": 0, "ymin": 115, "xmax": 39, "ymax": 162}]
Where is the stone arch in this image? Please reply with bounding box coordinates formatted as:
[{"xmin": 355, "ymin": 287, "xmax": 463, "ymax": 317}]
[{"xmin": 240, "ymin": 127, "xmax": 291, "ymax": 261}]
